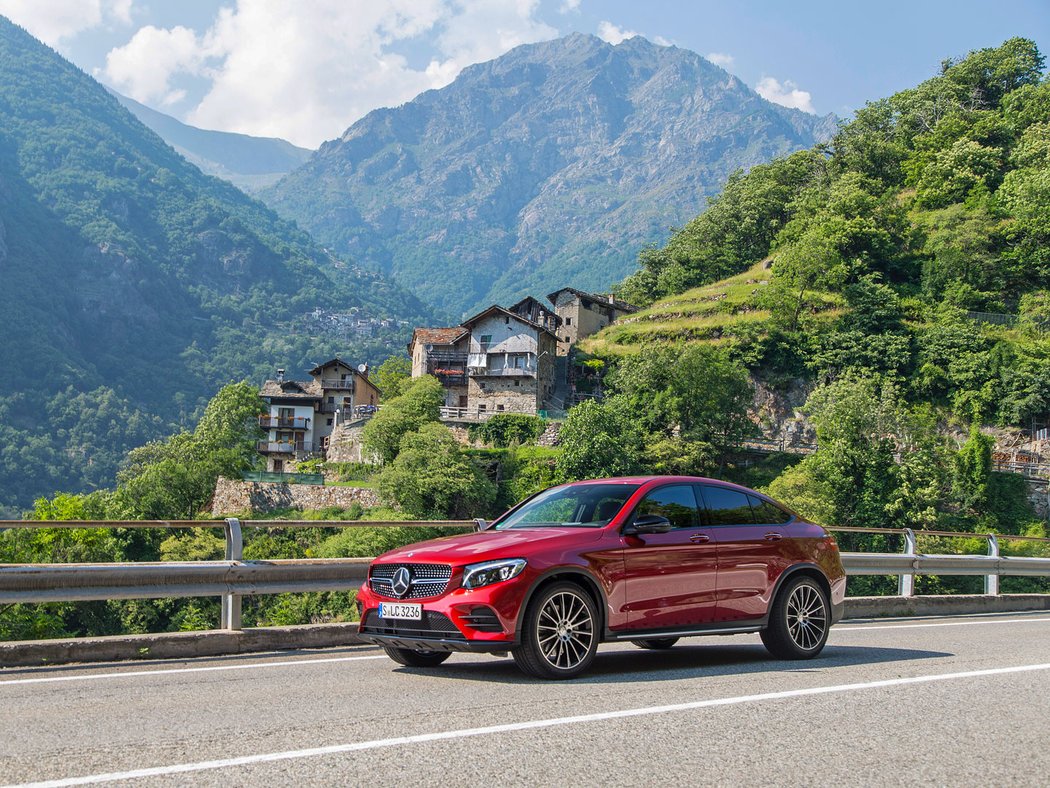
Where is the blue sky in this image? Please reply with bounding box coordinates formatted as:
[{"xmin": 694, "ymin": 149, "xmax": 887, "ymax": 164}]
[{"xmin": 1, "ymin": 0, "xmax": 1047, "ymax": 147}]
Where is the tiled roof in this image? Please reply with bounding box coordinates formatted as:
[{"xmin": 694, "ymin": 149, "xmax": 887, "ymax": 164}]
[
  {"xmin": 411, "ymin": 327, "xmax": 468, "ymax": 346},
  {"xmin": 259, "ymin": 379, "xmax": 321, "ymax": 399},
  {"xmin": 546, "ymin": 287, "xmax": 639, "ymax": 314}
]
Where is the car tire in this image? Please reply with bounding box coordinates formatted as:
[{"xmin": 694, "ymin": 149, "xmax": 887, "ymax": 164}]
[
  {"xmin": 761, "ymin": 574, "xmax": 830, "ymax": 660},
  {"xmin": 513, "ymin": 582, "xmax": 599, "ymax": 679},
  {"xmin": 382, "ymin": 646, "xmax": 452, "ymax": 667},
  {"xmin": 631, "ymin": 637, "xmax": 680, "ymax": 650}
]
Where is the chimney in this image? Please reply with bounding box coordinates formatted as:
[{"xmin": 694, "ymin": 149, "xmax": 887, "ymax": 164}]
[{"xmin": 276, "ymin": 368, "xmax": 285, "ymax": 382}]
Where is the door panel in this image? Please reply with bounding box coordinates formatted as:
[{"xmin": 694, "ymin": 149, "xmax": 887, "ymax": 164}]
[
  {"xmin": 700, "ymin": 486, "xmax": 789, "ymax": 622},
  {"xmin": 623, "ymin": 484, "xmax": 717, "ymax": 630}
]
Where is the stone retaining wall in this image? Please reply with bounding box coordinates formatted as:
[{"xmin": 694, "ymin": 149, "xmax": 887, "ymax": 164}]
[{"xmin": 210, "ymin": 477, "xmax": 381, "ymax": 515}]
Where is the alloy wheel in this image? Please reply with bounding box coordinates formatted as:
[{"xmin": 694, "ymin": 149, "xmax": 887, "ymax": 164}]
[
  {"xmin": 785, "ymin": 582, "xmax": 828, "ymax": 651},
  {"xmin": 536, "ymin": 589, "xmax": 595, "ymax": 671}
]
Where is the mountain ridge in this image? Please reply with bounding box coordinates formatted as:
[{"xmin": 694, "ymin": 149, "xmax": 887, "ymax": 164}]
[
  {"xmin": 108, "ymin": 90, "xmax": 313, "ymax": 193},
  {"xmin": 265, "ymin": 32, "xmax": 837, "ymax": 316}
]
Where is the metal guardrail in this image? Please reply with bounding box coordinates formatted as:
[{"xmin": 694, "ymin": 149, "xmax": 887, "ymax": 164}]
[{"xmin": 1, "ymin": 520, "xmax": 1049, "ymax": 633}]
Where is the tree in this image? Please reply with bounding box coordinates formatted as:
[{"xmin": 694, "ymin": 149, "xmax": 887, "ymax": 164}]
[
  {"xmin": 361, "ymin": 376, "xmax": 443, "ymax": 463},
  {"xmin": 373, "ymin": 356, "xmax": 413, "ymax": 401},
  {"xmin": 377, "ymin": 423, "xmax": 496, "ymax": 518},
  {"xmin": 113, "ymin": 382, "xmax": 264, "ymax": 519},
  {"xmin": 606, "ymin": 344, "xmax": 754, "ymax": 468},
  {"xmin": 953, "ymin": 424, "xmax": 994, "ymax": 512},
  {"xmin": 555, "ymin": 399, "xmax": 644, "ymax": 481}
]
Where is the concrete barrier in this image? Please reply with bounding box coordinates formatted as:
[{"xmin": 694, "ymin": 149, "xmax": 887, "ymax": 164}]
[
  {"xmin": 843, "ymin": 593, "xmax": 1050, "ymax": 619},
  {"xmin": 3, "ymin": 594, "xmax": 1049, "ymax": 668}
]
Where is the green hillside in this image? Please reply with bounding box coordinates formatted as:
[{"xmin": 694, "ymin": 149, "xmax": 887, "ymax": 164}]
[
  {"xmin": 562, "ymin": 38, "xmax": 1050, "ymax": 552},
  {"xmin": 596, "ymin": 37, "xmax": 1050, "ymax": 430},
  {"xmin": 583, "ymin": 260, "xmax": 844, "ymax": 356},
  {"xmin": 0, "ymin": 18, "xmax": 427, "ymax": 514}
]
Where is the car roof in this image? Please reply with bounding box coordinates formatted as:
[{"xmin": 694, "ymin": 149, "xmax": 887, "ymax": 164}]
[{"xmin": 562, "ymin": 475, "xmax": 758, "ymax": 494}]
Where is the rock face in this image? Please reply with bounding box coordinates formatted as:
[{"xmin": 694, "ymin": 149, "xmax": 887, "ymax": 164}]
[
  {"xmin": 265, "ymin": 33, "xmax": 837, "ymax": 317},
  {"xmin": 209, "ymin": 477, "xmax": 381, "ymax": 515}
]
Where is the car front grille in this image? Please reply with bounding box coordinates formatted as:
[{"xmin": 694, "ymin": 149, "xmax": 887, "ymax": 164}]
[
  {"xmin": 360, "ymin": 610, "xmax": 466, "ymax": 640},
  {"xmin": 369, "ymin": 563, "xmax": 453, "ymax": 600}
]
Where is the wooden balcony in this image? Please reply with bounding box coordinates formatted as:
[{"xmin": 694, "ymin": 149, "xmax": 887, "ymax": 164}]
[{"xmin": 259, "ymin": 415, "xmax": 310, "ymax": 430}]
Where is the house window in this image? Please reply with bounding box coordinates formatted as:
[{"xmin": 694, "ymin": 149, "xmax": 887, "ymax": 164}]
[
  {"xmin": 327, "ymin": 396, "xmax": 334, "ymax": 404},
  {"xmin": 514, "ymin": 380, "xmax": 520, "ymax": 387},
  {"xmin": 479, "ymin": 403, "xmax": 487, "ymax": 411},
  {"xmin": 497, "ymin": 404, "xmax": 505, "ymax": 411},
  {"xmin": 565, "ymin": 317, "xmax": 572, "ymax": 326},
  {"xmin": 327, "ymin": 418, "xmax": 333, "ymax": 426}
]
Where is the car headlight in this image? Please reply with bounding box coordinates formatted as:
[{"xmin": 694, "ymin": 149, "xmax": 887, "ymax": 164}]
[{"xmin": 462, "ymin": 558, "xmax": 527, "ymax": 589}]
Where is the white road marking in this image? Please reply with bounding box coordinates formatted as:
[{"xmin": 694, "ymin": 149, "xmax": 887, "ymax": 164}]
[
  {"xmin": 9, "ymin": 661, "xmax": 1050, "ymax": 788},
  {"xmin": 835, "ymin": 616, "xmax": 1050, "ymax": 633},
  {"xmin": 0, "ymin": 654, "xmax": 386, "ymax": 687}
]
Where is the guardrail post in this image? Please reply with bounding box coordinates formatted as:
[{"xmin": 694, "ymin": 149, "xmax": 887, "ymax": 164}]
[
  {"xmin": 222, "ymin": 518, "xmax": 243, "ymax": 631},
  {"xmin": 986, "ymin": 534, "xmax": 1000, "ymax": 596},
  {"xmin": 899, "ymin": 528, "xmax": 916, "ymax": 597}
]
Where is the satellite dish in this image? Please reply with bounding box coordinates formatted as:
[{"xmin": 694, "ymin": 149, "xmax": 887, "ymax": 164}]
[{"xmin": 358, "ymin": 363, "xmax": 368, "ymax": 373}]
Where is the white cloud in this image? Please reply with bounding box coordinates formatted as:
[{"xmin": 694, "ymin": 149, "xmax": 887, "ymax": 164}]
[
  {"xmin": 99, "ymin": 0, "xmax": 557, "ymax": 147},
  {"xmin": 559, "ymin": 0, "xmax": 581, "ymax": 13},
  {"xmin": 597, "ymin": 21, "xmax": 639, "ymax": 45},
  {"xmin": 0, "ymin": 0, "xmax": 134, "ymax": 46},
  {"xmin": 101, "ymin": 25, "xmax": 204, "ymax": 106},
  {"xmin": 755, "ymin": 76, "xmax": 815, "ymax": 114},
  {"xmin": 706, "ymin": 52, "xmax": 734, "ymax": 69}
]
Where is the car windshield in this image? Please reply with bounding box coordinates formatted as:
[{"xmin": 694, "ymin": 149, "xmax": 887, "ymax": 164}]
[{"xmin": 494, "ymin": 484, "xmax": 640, "ymax": 529}]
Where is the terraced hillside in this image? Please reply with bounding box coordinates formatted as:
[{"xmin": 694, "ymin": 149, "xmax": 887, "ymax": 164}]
[{"xmin": 581, "ymin": 260, "xmax": 844, "ymax": 356}]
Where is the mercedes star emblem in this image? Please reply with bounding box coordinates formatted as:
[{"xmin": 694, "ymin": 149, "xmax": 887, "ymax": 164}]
[{"xmin": 391, "ymin": 566, "xmax": 412, "ymax": 598}]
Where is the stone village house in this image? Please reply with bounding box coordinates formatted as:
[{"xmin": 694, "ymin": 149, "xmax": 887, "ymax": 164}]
[
  {"xmin": 257, "ymin": 358, "xmax": 381, "ymax": 472},
  {"xmin": 409, "ymin": 289, "xmax": 636, "ymax": 418}
]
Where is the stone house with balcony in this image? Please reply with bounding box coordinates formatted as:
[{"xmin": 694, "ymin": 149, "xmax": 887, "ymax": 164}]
[
  {"xmin": 409, "ymin": 327, "xmax": 470, "ymax": 408},
  {"xmin": 258, "ymin": 358, "xmax": 381, "ymax": 472},
  {"xmin": 547, "ymin": 287, "xmax": 638, "ymax": 355},
  {"xmin": 408, "ymin": 304, "xmax": 558, "ymax": 419}
]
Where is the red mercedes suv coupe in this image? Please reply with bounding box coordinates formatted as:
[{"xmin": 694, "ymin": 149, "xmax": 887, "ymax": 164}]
[{"xmin": 357, "ymin": 476, "xmax": 846, "ymax": 679}]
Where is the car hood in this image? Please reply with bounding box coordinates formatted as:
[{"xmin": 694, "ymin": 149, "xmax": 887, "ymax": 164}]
[{"xmin": 375, "ymin": 527, "xmax": 604, "ymax": 565}]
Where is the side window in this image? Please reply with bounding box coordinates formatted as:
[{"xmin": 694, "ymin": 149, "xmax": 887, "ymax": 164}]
[
  {"xmin": 635, "ymin": 485, "xmax": 698, "ymax": 529},
  {"xmin": 701, "ymin": 486, "xmax": 757, "ymax": 526},
  {"xmin": 748, "ymin": 495, "xmax": 792, "ymax": 524}
]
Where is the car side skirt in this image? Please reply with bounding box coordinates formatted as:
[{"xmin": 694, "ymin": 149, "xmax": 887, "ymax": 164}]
[{"xmin": 607, "ymin": 619, "xmax": 767, "ymax": 641}]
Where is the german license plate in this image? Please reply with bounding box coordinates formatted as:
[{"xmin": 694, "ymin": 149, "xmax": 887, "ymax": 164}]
[{"xmin": 378, "ymin": 602, "xmax": 422, "ymax": 620}]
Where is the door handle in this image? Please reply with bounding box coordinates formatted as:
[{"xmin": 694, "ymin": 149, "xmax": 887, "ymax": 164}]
[
  {"xmin": 689, "ymin": 533, "xmax": 711, "ymax": 543},
  {"xmin": 764, "ymin": 532, "xmax": 783, "ymax": 541}
]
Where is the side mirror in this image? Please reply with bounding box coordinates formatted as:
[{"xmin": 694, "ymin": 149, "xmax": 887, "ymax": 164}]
[
  {"xmin": 630, "ymin": 514, "xmax": 672, "ymax": 534},
  {"xmin": 473, "ymin": 518, "xmax": 489, "ymax": 531}
]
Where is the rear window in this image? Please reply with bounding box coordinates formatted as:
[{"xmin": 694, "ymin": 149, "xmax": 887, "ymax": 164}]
[{"xmin": 748, "ymin": 495, "xmax": 793, "ymax": 524}]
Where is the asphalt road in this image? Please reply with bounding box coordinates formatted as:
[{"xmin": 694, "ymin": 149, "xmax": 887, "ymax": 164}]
[{"xmin": 2, "ymin": 612, "xmax": 1049, "ymax": 787}]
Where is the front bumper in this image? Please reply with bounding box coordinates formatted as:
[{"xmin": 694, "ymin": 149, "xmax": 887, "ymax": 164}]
[
  {"xmin": 356, "ymin": 571, "xmax": 528, "ymax": 650},
  {"xmin": 357, "ymin": 632, "xmax": 512, "ymax": 653}
]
